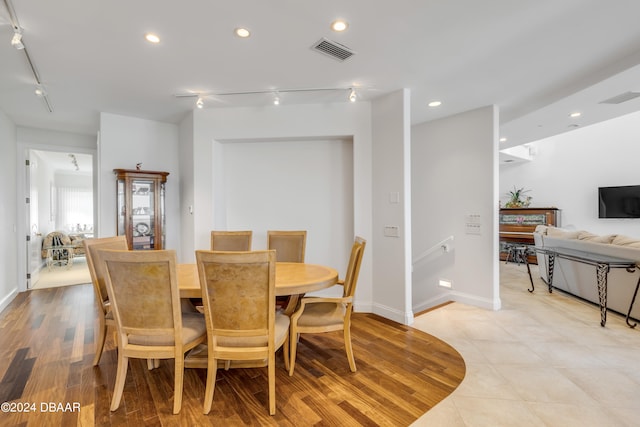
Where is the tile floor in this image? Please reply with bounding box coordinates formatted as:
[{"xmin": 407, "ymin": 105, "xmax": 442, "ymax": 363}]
[{"xmin": 410, "ymin": 262, "xmax": 640, "ymax": 427}]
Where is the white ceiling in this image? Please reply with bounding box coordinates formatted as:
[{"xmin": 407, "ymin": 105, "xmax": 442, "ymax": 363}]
[
  {"xmin": 32, "ymin": 150, "xmax": 92, "ymax": 174},
  {"xmin": 2, "ymin": 0, "xmax": 640, "ymax": 151}
]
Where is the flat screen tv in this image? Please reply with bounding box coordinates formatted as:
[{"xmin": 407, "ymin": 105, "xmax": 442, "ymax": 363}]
[{"xmin": 598, "ymin": 185, "xmax": 640, "ymax": 218}]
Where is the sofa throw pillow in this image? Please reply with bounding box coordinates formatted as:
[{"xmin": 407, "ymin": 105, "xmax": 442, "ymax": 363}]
[
  {"xmin": 546, "ymin": 227, "xmax": 580, "ymax": 239},
  {"xmin": 612, "ymin": 235, "xmax": 640, "ymax": 247},
  {"xmin": 578, "ymin": 231, "xmax": 616, "ymax": 243},
  {"xmin": 577, "ymin": 231, "xmax": 594, "ymax": 240}
]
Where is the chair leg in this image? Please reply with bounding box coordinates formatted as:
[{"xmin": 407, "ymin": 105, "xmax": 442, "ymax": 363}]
[
  {"xmin": 93, "ymin": 317, "xmax": 107, "ymax": 366},
  {"xmin": 288, "ymin": 330, "xmax": 298, "ymax": 376},
  {"xmin": 110, "ymin": 354, "xmax": 129, "ymax": 411},
  {"xmin": 282, "ymin": 334, "xmax": 290, "ymax": 372},
  {"xmin": 268, "ymin": 351, "xmax": 276, "ymax": 415},
  {"xmin": 203, "ymin": 357, "xmax": 218, "ymax": 414},
  {"xmin": 344, "ymin": 326, "xmax": 357, "ymax": 372},
  {"xmin": 173, "ymin": 357, "xmax": 184, "ymax": 414}
]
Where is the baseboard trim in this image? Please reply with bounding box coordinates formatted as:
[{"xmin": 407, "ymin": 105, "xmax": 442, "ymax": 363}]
[{"xmin": 0, "ymin": 288, "xmax": 18, "ymax": 315}]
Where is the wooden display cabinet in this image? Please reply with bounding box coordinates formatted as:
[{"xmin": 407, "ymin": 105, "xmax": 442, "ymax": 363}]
[
  {"xmin": 114, "ymin": 169, "xmax": 169, "ymax": 250},
  {"xmin": 499, "ymin": 207, "xmax": 560, "ymax": 264}
]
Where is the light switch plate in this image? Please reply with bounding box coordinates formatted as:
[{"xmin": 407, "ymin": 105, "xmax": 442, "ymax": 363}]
[
  {"xmin": 384, "ymin": 225, "xmax": 399, "ymax": 237},
  {"xmin": 465, "ymin": 223, "xmax": 481, "ymax": 235}
]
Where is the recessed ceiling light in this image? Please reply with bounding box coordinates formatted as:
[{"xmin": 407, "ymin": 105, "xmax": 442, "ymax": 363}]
[
  {"xmin": 569, "ymin": 111, "xmax": 581, "ymax": 118},
  {"xmin": 144, "ymin": 33, "xmax": 160, "ymax": 43},
  {"xmin": 331, "ymin": 20, "xmax": 348, "ymax": 32},
  {"xmin": 428, "ymin": 101, "xmax": 442, "ymax": 107},
  {"xmin": 499, "ymin": 137, "xmax": 507, "ymax": 142},
  {"xmin": 235, "ymin": 27, "xmax": 251, "ymax": 38}
]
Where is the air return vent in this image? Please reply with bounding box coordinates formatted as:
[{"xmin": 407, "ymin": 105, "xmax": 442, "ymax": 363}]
[
  {"xmin": 311, "ymin": 38, "xmax": 355, "ymax": 61},
  {"xmin": 599, "ymin": 91, "xmax": 640, "ymax": 105}
]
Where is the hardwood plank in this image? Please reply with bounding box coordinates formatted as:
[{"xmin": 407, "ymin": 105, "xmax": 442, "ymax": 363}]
[{"xmin": 0, "ymin": 284, "xmax": 465, "ymax": 426}]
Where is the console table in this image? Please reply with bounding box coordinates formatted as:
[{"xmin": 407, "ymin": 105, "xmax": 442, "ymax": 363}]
[{"xmin": 528, "ymin": 246, "xmax": 638, "ymax": 327}]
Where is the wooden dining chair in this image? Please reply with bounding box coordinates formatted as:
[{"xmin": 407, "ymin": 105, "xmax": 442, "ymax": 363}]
[
  {"xmin": 99, "ymin": 249, "xmax": 206, "ymax": 414},
  {"xmin": 83, "ymin": 235, "xmax": 128, "ymax": 366},
  {"xmin": 210, "ymin": 230, "xmax": 252, "ymax": 251},
  {"xmin": 188, "ymin": 250, "xmax": 289, "ymax": 415},
  {"xmin": 268, "ymin": 230, "xmax": 307, "ymax": 310},
  {"xmin": 288, "ymin": 236, "xmax": 366, "ymax": 376}
]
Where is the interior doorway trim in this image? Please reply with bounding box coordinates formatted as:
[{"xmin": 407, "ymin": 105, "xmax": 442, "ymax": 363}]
[{"xmin": 17, "ymin": 141, "xmax": 97, "ymax": 292}]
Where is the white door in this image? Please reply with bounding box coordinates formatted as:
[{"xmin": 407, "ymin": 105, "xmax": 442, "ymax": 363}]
[{"xmin": 26, "ymin": 151, "xmax": 43, "ymax": 288}]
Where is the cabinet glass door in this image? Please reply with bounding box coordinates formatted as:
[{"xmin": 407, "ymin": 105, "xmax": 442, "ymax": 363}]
[
  {"xmin": 131, "ymin": 179, "xmax": 155, "ymax": 250},
  {"xmin": 117, "ymin": 180, "xmax": 125, "ymax": 237}
]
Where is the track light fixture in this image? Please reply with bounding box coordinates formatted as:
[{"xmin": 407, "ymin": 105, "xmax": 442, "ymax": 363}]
[
  {"xmin": 11, "ymin": 29, "xmax": 24, "ymax": 49},
  {"xmin": 4, "ymin": 0, "xmax": 52, "ymax": 112},
  {"xmin": 34, "ymin": 85, "xmax": 46, "ymax": 96},
  {"xmin": 68, "ymin": 154, "xmax": 80, "ymax": 171},
  {"xmin": 349, "ymin": 88, "xmax": 357, "ymax": 103},
  {"xmin": 177, "ymin": 87, "xmax": 362, "ymax": 108}
]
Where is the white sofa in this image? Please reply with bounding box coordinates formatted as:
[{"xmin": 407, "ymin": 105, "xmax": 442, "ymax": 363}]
[{"xmin": 533, "ymin": 225, "xmax": 640, "ymax": 321}]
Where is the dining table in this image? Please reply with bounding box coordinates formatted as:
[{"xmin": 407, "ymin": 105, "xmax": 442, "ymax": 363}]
[{"xmin": 178, "ymin": 261, "xmax": 339, "ymax": 314}]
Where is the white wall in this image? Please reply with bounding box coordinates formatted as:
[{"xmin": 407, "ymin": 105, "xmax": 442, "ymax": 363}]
[
  {"xmin": 500, "ymin": 110, "xmax": 640, "ymax": 237},
  {"xmin": 412, "ymin": 106, "xmax": 500, "ymax": 312},
  {"xmin": 371, "ymin": 90, "xmax": 413, "ymax": 324},
  {"xmin": 98, "ymin": 113, "xmax": 181, "ymax": 252},
  {"xmin": 0, "ymin": 110, "xmax": 18, "ymax": 312},
  {"xmin": 181, "ymin": 103, "xmax": 374, "ymax": 312},
  {"xmin": 178, "ymin": 116, "xmax": 195, "ymax": 262},
  {"xmin": 213, "ymin": 138, "xmax": 354, "ymax": 274}
]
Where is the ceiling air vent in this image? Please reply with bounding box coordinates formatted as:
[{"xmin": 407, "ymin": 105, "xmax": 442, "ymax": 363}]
[
  {"xmin": 599, "ymin": 91, "xmax": 640, "ymax": 105},
  {"xmin": 311, "ymin": 38, "xmax": 355, "ymax": 62}
]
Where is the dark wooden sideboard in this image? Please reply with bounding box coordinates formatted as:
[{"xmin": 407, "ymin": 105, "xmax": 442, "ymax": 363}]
[{"xmin": 499, "ymin": 207, "xmax": 560, "ymax": 264}]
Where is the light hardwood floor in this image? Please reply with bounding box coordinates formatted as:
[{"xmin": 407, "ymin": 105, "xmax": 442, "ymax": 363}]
[{"xmin": 0, "ymin": 283, "xmax": 465, "ymax": 426}]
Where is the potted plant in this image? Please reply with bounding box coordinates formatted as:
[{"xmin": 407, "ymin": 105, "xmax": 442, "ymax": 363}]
[{"xmin": 505, "ymin": 186, "xmax": 532, "ymax": 208}]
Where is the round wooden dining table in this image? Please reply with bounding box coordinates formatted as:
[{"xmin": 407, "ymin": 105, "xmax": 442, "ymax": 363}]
[{"xmin": 178, "ymin": 261, "xmax": 339, "ymax": 300}]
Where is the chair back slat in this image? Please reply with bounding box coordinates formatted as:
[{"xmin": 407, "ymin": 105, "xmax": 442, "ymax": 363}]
[
  {"xmin": 211, "ymin": 230, "xmax": 252, "ymax": 251},
  {"xmin": 104, "ymin": 259, "xmax": 176, "ymax": 331},
  {"xmin": 343, "ymin": 237, "xmax": 366, "ymax": 298},
  {"xmin": 196, "ymin": 250, "xmax": 275, "ymax": 341},
  {"xmin": 99, "ymin": 249, "xmax": 181, "ymax": 340},
  {"xmin": 267, "ymin": 230, "xmax": 306, "ymax": 263},
  {"xmin": 84, "ymin": 236, "xmax": 128, "ymax": 304}
]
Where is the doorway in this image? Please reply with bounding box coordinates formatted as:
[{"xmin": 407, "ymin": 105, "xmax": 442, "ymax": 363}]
[{"xmin": 27, "ymin": 149, "xmax": 94, "ymax": 289}]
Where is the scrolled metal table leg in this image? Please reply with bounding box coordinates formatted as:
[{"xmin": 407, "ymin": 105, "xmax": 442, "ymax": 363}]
[
  {"xmin": 547, "ymin": 253, "xmax": 555, "ymax": 293},
  {"xmin": 596, "ymin": 263, "xmax": 609, "ymax": 327},
  {"xmin": 625, "ymin": 274, "xmax": 640, "ymax": 328},
  {"xmin": 525, "ymin": 251, "xmax": 535, "ymax": 293}
]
